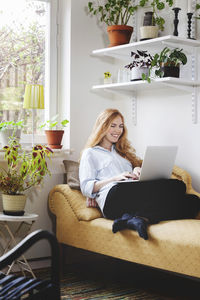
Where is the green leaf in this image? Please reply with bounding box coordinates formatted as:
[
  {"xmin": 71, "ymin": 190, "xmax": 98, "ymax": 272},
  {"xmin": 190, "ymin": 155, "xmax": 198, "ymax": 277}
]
[
  {"xmin": 139, "ymin": 0, "xmax": 148, "ymax": 7},
  {"xmin": 157, "ymin": 2, "xmax": 165, "ymax": 10},
  {"xmin": 196, "ymin": 4, "xmax": 200, "ymax": 10},
  {"xmin": 88, "ymin": 2, "xmax": 93, "ymax": 10},
  {"xmin": 141, "ymin": 73, "xmax": 146, "ymax": 80},
  {"xmin": 61, "ymin": 119, "xmax": 69, "ymax": 127},
  {"xmin": 49, "ymin": 121, "xmax": 58, "ymax": 129}
]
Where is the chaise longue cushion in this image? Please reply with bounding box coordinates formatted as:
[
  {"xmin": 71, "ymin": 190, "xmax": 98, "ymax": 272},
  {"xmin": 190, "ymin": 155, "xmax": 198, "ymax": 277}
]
[
  {"xmin": 63, "ymin": 159, "xmax": 99, "ymax": 208},
  {"xmin": 63, "ymin": 160, "xmax": 80, "ymax": 190}
]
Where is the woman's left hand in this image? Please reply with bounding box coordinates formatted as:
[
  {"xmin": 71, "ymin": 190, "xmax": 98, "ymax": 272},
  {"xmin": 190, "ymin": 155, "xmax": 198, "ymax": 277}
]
[{"xmin": 133, "ymin": 167, "xmax": 141, "ymax": 179}]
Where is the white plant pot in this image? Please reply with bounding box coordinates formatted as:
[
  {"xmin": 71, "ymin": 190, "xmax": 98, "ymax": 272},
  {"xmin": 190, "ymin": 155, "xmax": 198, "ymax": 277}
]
[
  {"xmin": 0, "ymin": 129, "xmax": 21, "ymax": 147},
  {"xmin": 2, "ymin": 194, "xmax": 27, "ymax": 215},
  {"xmin": 131, "ymin": 67, "xmax": 149, "ymax": 81},
  {"xmin": 104, "ymin": 78, "xmax": 112, "ymax": 84},
  {"xmin": 140, "ymin": 26, "xmax": 159, "ymax": 40}
]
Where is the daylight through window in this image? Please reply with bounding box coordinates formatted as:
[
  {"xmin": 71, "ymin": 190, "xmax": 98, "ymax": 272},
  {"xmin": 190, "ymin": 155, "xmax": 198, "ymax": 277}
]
[{"xmin": 0, "ymin": 0, "xmax": 49, "ymax": 134}]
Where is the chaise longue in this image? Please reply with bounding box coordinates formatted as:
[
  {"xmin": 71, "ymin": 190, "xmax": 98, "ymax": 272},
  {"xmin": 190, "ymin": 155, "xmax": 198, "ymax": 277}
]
[{"xmin": 49, "ymin": 162, "xmax": 200, "ymax": 279}]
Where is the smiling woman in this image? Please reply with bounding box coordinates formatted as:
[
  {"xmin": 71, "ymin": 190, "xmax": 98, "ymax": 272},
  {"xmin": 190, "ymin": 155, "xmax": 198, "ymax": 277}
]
[
  {"xmin": 79, "ymin": 108, "xmax": 200, "ymax": 240},
  {"xmin": 99, "ymin": 115, "xmax": 124, "ymax": 150},
  {"xmin": 0, "ymin": 0, "xmax": 57, "ymax": 142}
]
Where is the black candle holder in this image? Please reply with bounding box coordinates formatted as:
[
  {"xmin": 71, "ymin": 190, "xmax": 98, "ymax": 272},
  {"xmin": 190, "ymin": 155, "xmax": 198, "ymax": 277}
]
[
  {"xmin": 187, "ymin": 12, "xmax": 193, "ymax": 39},
  {"xmin": 172, "ymin": 7, "xmax": 181, "ymax": 36}
]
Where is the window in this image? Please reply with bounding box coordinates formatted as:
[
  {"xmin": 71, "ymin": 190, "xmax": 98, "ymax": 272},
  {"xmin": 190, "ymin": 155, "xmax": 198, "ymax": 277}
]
[{"xmin": 0, "ymin": 0, "xmax": 57, "ymax": 138}]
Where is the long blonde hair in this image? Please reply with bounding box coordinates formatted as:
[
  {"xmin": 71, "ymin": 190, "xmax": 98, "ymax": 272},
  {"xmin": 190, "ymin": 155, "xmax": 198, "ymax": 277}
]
[{"xmin": 81, "ymin": 108, "xmax": 142, "ymax": 167}]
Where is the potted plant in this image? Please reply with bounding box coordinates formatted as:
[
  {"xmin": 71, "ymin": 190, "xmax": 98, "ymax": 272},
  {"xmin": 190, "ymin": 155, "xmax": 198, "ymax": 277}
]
[
  {"xmin": 195, "ymin": 3, "xmax": 200, "ymax": 20},
  {"xmin": 125, "ymin": 50, "xmax": 153, "ymax": 81},
  {"xmin": 0, "ymin": 120, "xmax": 24, "ymax": 148},
  {"xmin": 87, "ymin": 0, "xmax": 138, "ymax": 47},
  {"xmin": 143, "ymin": 47, "xmax": 187, "ymax": 82},
  {"xmin": 139, "ymin": 0, "xmax": 174, "ymax": 40},
  {"xmin": 0, "ymin": 137, "xmax": 53, "ymax": 215},
  {"xmin": 104, "ymin": 71, "xmax": 112, "ymax": 84},
  {"xmin": 39, "ymin": 115, "xmax": 69, "ymax": 149}
]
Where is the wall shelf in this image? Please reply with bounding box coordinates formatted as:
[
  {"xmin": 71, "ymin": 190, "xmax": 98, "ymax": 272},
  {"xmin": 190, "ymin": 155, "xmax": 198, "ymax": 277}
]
[
  {"xmin": 92, "ymin": 78, "xmax": 200, "ymax": 95},
  {"xmin": 92, "ymin": 35, "xmax": 200, "ymax": 60},
  {"xmin": 91, "ymin": 35, "xmax": 200, "ymax": 124}
]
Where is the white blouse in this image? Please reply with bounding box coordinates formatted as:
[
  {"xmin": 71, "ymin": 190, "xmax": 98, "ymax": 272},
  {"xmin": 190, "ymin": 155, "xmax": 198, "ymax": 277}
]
[{"xmin": 79, "ymin": 145, "xmax": 133, "ymax": 214}]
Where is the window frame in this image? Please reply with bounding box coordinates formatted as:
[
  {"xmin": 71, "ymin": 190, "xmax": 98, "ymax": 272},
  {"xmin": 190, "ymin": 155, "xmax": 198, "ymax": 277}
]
[
  {"xmin": 20, "ymin": 0, "xmax": 58, "ymax": 145},
  {"xmin": 45, "ymin": 0, "xmax": 58, "ymax": 120}
]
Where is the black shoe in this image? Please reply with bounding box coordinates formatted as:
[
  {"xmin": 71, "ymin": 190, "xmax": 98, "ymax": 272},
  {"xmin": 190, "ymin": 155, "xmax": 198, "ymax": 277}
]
[
  {"xmin": 127, "ymin": 216, "xmax": 148, "ymax": 240},
  {"xmin": 112, "ymin": 213, "xmax": 132, "ymax": 233}
]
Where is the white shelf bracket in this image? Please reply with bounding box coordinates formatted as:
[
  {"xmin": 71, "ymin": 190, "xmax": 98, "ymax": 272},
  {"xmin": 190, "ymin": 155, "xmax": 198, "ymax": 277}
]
[
  {"xmin": 191, "ymin": 46, "xmax": 198, "ymax": 123},
  {"xmin": 131, "ymin": 96, "xmax": 137, "ymax": 126},
  {"xmin": 192, "ymin": 87, "xmax": 198, "ymax": 124}
]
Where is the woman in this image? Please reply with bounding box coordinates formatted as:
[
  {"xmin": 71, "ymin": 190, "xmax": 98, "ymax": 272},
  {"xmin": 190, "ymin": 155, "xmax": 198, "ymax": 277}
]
[{"xmin": 79, "ymin": 108, "xmax": 199, "ymax": 240}]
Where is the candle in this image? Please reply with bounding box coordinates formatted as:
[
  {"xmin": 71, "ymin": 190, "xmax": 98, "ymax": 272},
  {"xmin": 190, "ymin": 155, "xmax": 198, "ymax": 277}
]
[{"xmin": 188, "ymin": 0, "xmax": 193, "ymax": 13}]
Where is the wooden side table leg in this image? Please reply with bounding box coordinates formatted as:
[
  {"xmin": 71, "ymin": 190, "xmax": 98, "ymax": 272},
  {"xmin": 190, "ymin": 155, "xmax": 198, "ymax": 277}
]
[{"xmin": 3, "ymin": 221, "xmax": 36, "ymax": 277}]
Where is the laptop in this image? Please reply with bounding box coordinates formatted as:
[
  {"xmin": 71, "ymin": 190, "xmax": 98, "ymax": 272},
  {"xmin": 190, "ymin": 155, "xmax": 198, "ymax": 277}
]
[{"xmin": 117, "ymin": 146, "xmax": 178, "ymax": 182}]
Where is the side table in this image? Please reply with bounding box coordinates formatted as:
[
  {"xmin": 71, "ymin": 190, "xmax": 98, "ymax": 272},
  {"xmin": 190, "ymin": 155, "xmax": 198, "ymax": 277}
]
[{"xmin": 0, "ymin": 212, "xmax": 38, "ymax": 278}]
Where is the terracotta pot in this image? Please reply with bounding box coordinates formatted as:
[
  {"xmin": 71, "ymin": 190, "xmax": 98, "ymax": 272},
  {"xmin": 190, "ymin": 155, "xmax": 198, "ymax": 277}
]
[
  {"xmin": 45, "ymin": 130, "xmax": 64, "ymax": 149},
  {"xmin": 107, "ymin": 25, "xmax": 133, "ymax": 47},
  {"xmin": 2, "ymin": 194, "xmax": 26, "ymax": 216}
]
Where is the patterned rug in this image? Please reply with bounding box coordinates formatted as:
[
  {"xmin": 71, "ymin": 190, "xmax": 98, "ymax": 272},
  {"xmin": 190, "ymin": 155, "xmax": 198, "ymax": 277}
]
[
  {"xmin": 59, "ymin": 271, "xmax": 168, "ymax": 300},
  {"xmin": 34, "ymin": 262, "xmax": 172, "ymax": 300},
  {"xmin": 34, "ymin": 259, "xmax": 199, "ymax": 300}
]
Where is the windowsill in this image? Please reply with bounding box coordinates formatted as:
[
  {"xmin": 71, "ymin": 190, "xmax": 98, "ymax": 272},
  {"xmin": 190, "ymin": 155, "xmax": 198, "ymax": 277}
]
[
  {"xmin": 20, "ymin": 133, "xmax": 47, "ymax": 145},
  {"xmin": 0, "ymin": 148, "xmax": 74, "ymax": 160},
  {"xmin": 0, "ymin": 147, "xmax": 74, "ymax": 174}
]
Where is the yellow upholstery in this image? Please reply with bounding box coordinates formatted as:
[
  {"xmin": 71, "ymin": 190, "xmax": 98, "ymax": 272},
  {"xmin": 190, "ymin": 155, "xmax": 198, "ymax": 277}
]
[
  {"xmin": 49, "ymin": 184, "xmax": 102, "ymax": 221},
  {"xmin": 49, "ymin": 165, "xmax": 200, "ymax": 278}
]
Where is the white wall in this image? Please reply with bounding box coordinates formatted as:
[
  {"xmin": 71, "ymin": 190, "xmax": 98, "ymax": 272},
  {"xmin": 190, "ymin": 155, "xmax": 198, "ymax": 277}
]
[
  {"xmin": 131, "ymin": 1, "xmax": 200, "ymax": 192},
  {"xmin": 59, "ymin": 0, "xmax": 121, "ymax": 160},
  {"xmin": 59, "ymin": 0, "xmax": 200, "ymax": 195}
]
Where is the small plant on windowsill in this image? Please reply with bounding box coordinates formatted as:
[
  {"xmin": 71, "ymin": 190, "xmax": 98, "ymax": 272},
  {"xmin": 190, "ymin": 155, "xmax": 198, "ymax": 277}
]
[
  {"xmin": 0, "ymin": 136, "xmax": 53, "ymax": 215},
  {"xmin": 125, "ymin": 50, "xmax": 153, "ymax": 82},
  {"xmin": 143, "ymin": 47, "xmax": 187, "ymax": 83},
  {"xmin": 0, "ymin": 120, "xmax": 24, "ymax": 147},
  {"xmin": 0, "ymin": 120, "xmax": 24, "ymax": 131},
  {"xmin": 39, "ymin": 115, "xmax": 69, "ymax": 149}
]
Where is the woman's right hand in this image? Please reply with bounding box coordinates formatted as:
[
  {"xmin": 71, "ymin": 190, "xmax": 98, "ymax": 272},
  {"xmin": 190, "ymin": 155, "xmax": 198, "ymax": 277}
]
[
  {"xmin": 113, "ymin": 171, "xmax": 137, "ymax": 182},
  {"xmin": 93, "ymin": 171, "xmax": 138, "ymax": 193}
]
